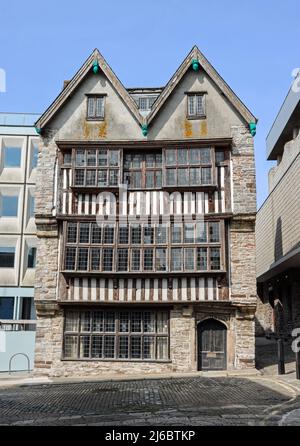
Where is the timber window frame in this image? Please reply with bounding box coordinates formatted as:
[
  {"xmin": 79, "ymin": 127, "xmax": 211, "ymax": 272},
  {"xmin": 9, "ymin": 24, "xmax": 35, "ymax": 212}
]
[
  {"xmin": 63, "ymin": 309, "xmax": 170, "ymax": 361},
  {"xmin": 123, "ymin": 151, "xmax": 162, "ymax": 190},
  {"xmin": 63, "ymin": 220, "xmax": 224, "ymax": 273},
  {"xmin": 186, "ymin": 93, "xmax": 206, "ymax": 119},
  {"xmin": 86, "ymin": 95, "xmax": 106, "ymax": 120}
]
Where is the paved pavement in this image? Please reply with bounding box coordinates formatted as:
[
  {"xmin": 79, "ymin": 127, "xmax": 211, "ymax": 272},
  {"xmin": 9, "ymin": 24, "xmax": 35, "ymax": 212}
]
[{"xmin": 0, "ymin": 376, "xmax": 300, "ymax": 426}]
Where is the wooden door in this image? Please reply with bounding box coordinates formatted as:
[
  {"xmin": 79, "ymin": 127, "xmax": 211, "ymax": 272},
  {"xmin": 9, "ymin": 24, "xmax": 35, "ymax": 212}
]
[{"xmin": 198, "ymin": 319, "xmax": 227, "ymax": 371}]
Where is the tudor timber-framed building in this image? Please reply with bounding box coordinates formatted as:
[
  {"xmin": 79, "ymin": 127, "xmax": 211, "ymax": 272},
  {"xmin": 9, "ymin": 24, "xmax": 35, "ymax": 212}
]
[{"xmin": 33, "ymin": 46, "xmax": 257, "ymax": 377}]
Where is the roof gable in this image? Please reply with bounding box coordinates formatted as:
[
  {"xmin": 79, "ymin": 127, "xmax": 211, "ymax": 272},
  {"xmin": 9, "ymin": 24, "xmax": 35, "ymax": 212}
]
[
  {"xmin": 146, "ymin": 46, "xmax": 257, "ymax": 126},
  {"xmin": 36, "ymin": 49, "xmax": 144, "ymax": 129}
]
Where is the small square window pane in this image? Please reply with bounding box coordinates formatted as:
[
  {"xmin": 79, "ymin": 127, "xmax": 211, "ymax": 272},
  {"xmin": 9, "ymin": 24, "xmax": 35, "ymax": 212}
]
[
  {"xmin": 86, "ymin": 170, "xmax": 96, "ymax": 186},
  {"xmin": 171, "ymin": 224, "xmax": 182, "ymax": 243},
  {"xmin": 119, "ymin": 226, "xmax": 129, "ymax": 244},
  {"xmin": 98, "ymin": 170, "xmax": 107, "ymax": 186},
  {"xmin": 144, "ymin": 248, "xmax": 153, "ymax": 271},
  {"xmin": 119, "ymin": 336, "xmax": 129, "ymax": 358},
  {"xmin": 156, "ymin": 225, "xmax": 167, "ymax": 244},
  {"xmin": 102, "ymin": 248, "xmax": 113, "ymax": 271},
  {"xmin": 104, "ymin": 312, "xmax": 116, "ymax": 332},
  {"xmin": 117, "ymin": 248, "xmax": 128, "ymax": 271},
  {"xmin": 119, "ymin": 312, "xmax": 129, "ymax": 332},
  {"xmin": 92, "ymin": 311, "xmax": 103, "ymax": 332},
  {"xmin": 104, "ymin": 336, "xmax": 115, "ymax": 358},
  {"xmin": 145, "ymin": 154, "xmax": 155, "ymax": 167},
  {"xmin": 77, "ymin": 248, "xmax": 88, "ymax": 270},
  {"xmin": 65, "ymin": 247, "xmax": 76, "ymax": 270},
  {"xmin": 63, "ymin": 152, "xmax": 71, "ymax": 165},
  {"xmin": 79, "ymin": 336, "xmax": 90, "ymax": 358},
  {"xmin": 67, "ymin": 223, "xmax": 77, "ymax": 243},
  {"xmin": 143, "ymin": 226, "xmax": 154, "ymax": 244},
  {"xmin": 209, "ymin": 222, "xmax": 220, "ymax": 242},
  {"xmin": 184, "ymin": 223, "xmax": 195, "ymax": 243},
  {"xmin": 132, "ymin": 154, "xmax": 142, "ymax": 168},
  {"xmin": 197, "ymin": 247, "xmax": 207, "ymax": 270},
  {"xmin": 75, "ymin": 169, "xmax": 85, "ymax": 186},
  {"xmin": 166, "ymin": 169, "xmax": 176, "ymax": 186},
  {"xmin": 65, "ymin": 312, "xmax": 79, "ymax": 332},
  {"xmin": 87, "ymin": 150, "xmax": 96, "ymax": 166},
  {"xmin": 200, "ymin": 149, "xmax": 211, "ymax": 164},
  {"xmin": 184, "ymin": 248, "xmax": 195, "ymax": 270},
  {"xmin": 131, "ymin": 336, "xmax": 142, "ymax": 358},
  {"xmin": 109, "ymin": 169, "xmax": 118, "ymax": 186},
  {"xmin": 165, "ymin": 149, "xmax": 176, "ymax": 166},
  {"xmin": 190, "ymin": 148, "xmax": 200, "ymax": 164},
  {"xmin": 201, "ymin": 167, "xmax": 212, "ymax": 184},
  {"xmin": 131, "ymin": 225, "xmax": 141, "ymax": 244},
  {"xmin": 91, "ymin": 223, "xmax": 101, "ymax": 243},
  {"xmin": 190, "ymin": 168, "xmax": 201, "ymax": 185},
  {"xmin": 91, "ymin": 336, "xmax": 103, "ymax": 358},
  {"xmin": 75, "ymin": 150, "xmax": 85, "ymax": 167},
  {"xmin": 178, "ymin": 168, "xmax": 188, "ymax": 186},
  {"xmin": 80, "ymin": 311, "xmax": 91, "ymax": 331},
  {"xmin": 157, "ymin": 337, "xmax": 168, "ymax": 359},
  {"xmin": 4, "ymin": 147, "xmax": 21, "ymax": 167},
  {"xmin": 155, "ymin": 153, "xmax": 162, "ymax": 166},
  {"xmin": 144, "ymin": 312, "xmax": 155, "ymax": 333},
  {"xmin": 196, "ymin": 222, "xmax": 207, "ymax": 243},
  {"xmin": 91, "ymin": 248, "xmax": 101, "ymax": 270},
  {"xmin": 143, "ymin": 336, "xmax": 155, "ymax": 359},
  {"xmin": 156, "ymin": 248, "xmax": 166, "ymax": 271},
  {"xmin": 131, "ymin": 249, "xmax": 141, "ymax": 271},
  {"xmin": 109, "ymin": 150, "xmax": 119, "ymax": 166},
  {"xmin": 178, "ymin": 149, "xmax": 188, "ymax": 165},
  {"xmin": 210, "ymin": 247, "xmax": 221, "ymax": 270},
  {"xmin": 171, "ymin": 248, "xmax": 182, "ymax": 271},
  {"xmin": 64, "ymin": 335, "xmax": 77, "ymax": 358},
  {"xmin": 1, "ymin": 196, "xmax": 18, "ymax": 217},
  {"xmin": 146, "ymin": 171, "xmax": 154, "ymax": 188},
  {"xmin": 155, "ymin": 171, "xmax": 162, "ymax": 187},
  {"xmin": 98, "ymin": 150, "xmax": 107, "ymax": 166},
  {"xmin": 79, "ymin": 223, "xmax": 90, "ymax": 243},
  {"xmin": 103, "ymin": 225, "xmax": 114, "ymax": 243}
]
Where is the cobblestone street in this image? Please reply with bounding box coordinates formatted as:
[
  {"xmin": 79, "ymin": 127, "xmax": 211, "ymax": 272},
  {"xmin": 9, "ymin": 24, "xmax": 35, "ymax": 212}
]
[{"xmin": 0, "ymin": 376, "xmax": 300, "ymax": 426}]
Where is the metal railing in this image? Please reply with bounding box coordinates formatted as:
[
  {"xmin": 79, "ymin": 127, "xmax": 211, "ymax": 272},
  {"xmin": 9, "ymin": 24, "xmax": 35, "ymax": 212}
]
[{"xmin": 0, "ymin": 320, "xmax": 36, "ymax": 332}]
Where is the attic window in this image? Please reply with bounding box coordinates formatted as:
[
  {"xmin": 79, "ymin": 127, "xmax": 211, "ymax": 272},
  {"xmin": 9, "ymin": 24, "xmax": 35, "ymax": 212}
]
[
  {"xmin": 187, "ymin": 93, "xmax": 206, "ymax": 119},
  {"xmin": 138, "ymin": 97, "xmax": 156, "ymax": 111},
  {"xmin": 87, "ymin": 96, "xmax": 105, "ymax": 120}
]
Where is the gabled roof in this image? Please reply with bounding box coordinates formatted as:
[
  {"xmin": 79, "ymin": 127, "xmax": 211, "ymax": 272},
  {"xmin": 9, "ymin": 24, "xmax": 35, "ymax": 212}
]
[
  {"xmin": 35, "ymin": 49, "xmax": 144, "ymax": 129},
  {"xmin": 146, "ymin": 45, "xmax": 257, "ymax": 126}
]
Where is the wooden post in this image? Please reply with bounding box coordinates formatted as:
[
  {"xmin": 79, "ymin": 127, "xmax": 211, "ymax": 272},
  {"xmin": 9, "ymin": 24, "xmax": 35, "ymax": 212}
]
[
  {"xmin": 296, "ymin": 349, "xmax": 300, "ymax": 380},
  {"xmin": 277, "ymin": 338, "xmax": 285, "ymax": 375}
]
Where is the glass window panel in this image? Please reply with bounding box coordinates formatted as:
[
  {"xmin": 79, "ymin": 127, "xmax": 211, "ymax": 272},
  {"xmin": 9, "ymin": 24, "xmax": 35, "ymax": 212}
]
[
  {"xmin": 102, "ymin": 248, "xmax": 113, "ymax": 271},
  {"xmin": 209, "ymin": 222, "xmax": 220, "ymax": 242},
  {"xmin": 145, "ymin": 171, "xmax": 154, "ymax": 188},
  {"xmin": 86, "ymin": 169, "xmax": 96, "ymax": 186},
  {"xmin": 131, "ymin": 171, "xmax": 142, "ymax": 188},
  {"xmin": 87, "ymin": 97, "xmax": 95, "ymax": 117},
  {"xmin": 63, "ymin": 152, "xmax": 71, "ymax": 165},
  {"xmin": 75, "ymin": 150, "xmax": 85, "ymax": 167},
  {"xmin": 188, "ymin": 95, "xmax": 195, "ymax": 116},
  {"xmin": 157, "ymin": 337, "xmax": 168, "ymax": 360},
  {"xmin": 131, "ymin": 225, "xmax": 141, "ymax": 244},
  {"xmin": 109, "ymin": 150, "xmax": 119, "ymax": 166},
  {"xmin": 145, "ymin": 153, "xmax": 155, "ymax": 167},
  {"xmin": 210, "ymin": 247, "xmax": 221, "ymax": 270},
  {"xmin": 178, "ymin": 149, "xmax": 188, "ymax": 165},
  {"xmin": 184, "ymin": 248, "xmax": 195, "ymax": 270},
  {"xmin": 65, "ymin": 312, "xmax": 79, "ymax": 332},
  {"xmin": 201, "ymin": 167, "xmax": 212, "ymax": 184},
  {"xmin": 131, "ymin": 312, "xmax": 142, "ymax": 332},
  {"xmin": 79, "ymin": 223, "xmax": 90, "ymax": 243},
  {"xmin": 1, "ymin": 196, "xmax": 18, "ymax": 217},
  {"xmin": 91, "ymin": 223, "xmax": 101, "ymax": 243},
  {"xmin": 200, "ymin": 148, "xmax": 211, "ymax": 164},
  {"xmin": 103, "ymin": 225, "xmax": 114, "ymax": 243},
  {"xmin": 171, "ymin": 248, "xmax": 182, "ymax": 271},
  {"xmin": 119, "ymin": 226, "xmax": 129, "ymax": 244},
  {"xmin": 190, "ymin": 168, "xmax": 201, "ymax": 185},
  {"xmin": 144, "ymin": 248, "xmax": 153, "ymax": 271},
  {"xmin": 79, "ymin": 337, "xmax": 90, "ymax": 359},
  {"xmin": 132, "ymin": 154, "xmax": 142, "ymax": 168},
  {"xmin": 143, "ymin": 336, "xmax": 155, "ymax": 359},
  {"xmin": 64, "ymin": 335, "xmax": 77, "ymax": 358},
  {"xmin": 104, "ymin": 312, "xmax": 115, "ymax": 332},
  {"xmin": 197, "ymin": 247, "xmax": 207, "ymax": 271},
  {"xmin": 65, "ymin": 247, "xmax": 76, "ymax": 270},
  {"xmin": 119, "ymin": 336, "xmax": 129, "ymax": 359},
  {"xmin": 196, "ymin": 222, "xmax": 207, "ymax": 243},
  {"xmin": 75, "ymin": 169, "xmax": 85, "ymax": 186},
  {"xmin": 190, "ymin": 148, "xmax": 200, "ymax": 164},
  {"xmin": 215, "ymin": 150, "xmax": 225, "ymax": 164},
  {"xmin": 131, "ymin": 336, "xmax": 142, "ymax": 359},
  {"xmin": 184, "ymin": 223, "xmax": 195, "ymax": 243},
  {"xmin": 123, "ymin": 154, "xmax": 131, "ymax": 169},
  {"xmin": 196, "ymin": 95, "xmax": 204, "ymax": 115},
  {"xmin": 117, "ymin": 248, "xmax": 128, "ymax": 271},
  {"xmin": 143, "ymin": 312, "xmax": 155, "ymax": 333},
  {"xmin": 98, "ymin": 169, "xmax": 107, "ymax": 186},
  {"xmin": 86, "ymin": 150, "xmax": 96, "ymax": 166},
  {"xmin": 91, "ymin": 248, "xmax": 101, "ymax": 270},
  {"xmin": 109, "ymin": 169, "xmax": 118, "ymax": 186},
  {"xmin": 178, "ymin": 168, "xmax": 188, "ymax": 186},
  {"xmin": 96, "ymin": 97, "xmax": 104, "ymax": 118},
  {"xmin": 77, "ymin": 248, "xmax": 88, "ymax": 270},
  {"xmin": 166, "ymin": 169, "xmax": 176, "ymax": 186},
  {"xmin": 119, "ymin": 312, "xmax": 129, "ymax": 332},
  {"xmin": 91, "ymin": 336, "xmax": 103, "ymax": 358},
  {"xmin": 80, "ymin": 311, "xmax": 91, "ymax": 331},
  {"xmin": 27, "ymin": 247, "xmax": 36, "ymax": 268},
  {"xmin": 131, "ymin": 249, "xmax": 141, "ymax": 271},
  {"xmin": 67, "ymin": 222, "xmax": 77, "ymax": 243},
  {"xmin": 155, "ymin": 171, "xmax": 162, "ymax": 187},
  {"xmin": 165, "ymin": 149, "xmax": 176, "ymax": 166},
  {"xmin": 4, "ymin": 147, "xmax": 21, "ymax": 167},
  {"xmin": 32, "ymin": 145, "xmax": 39, "ymax": 168},
  {"xmin": 171, "ymin": 224, "xmax": 182, "ymax": 243},
  {"xmin": 156, "ymin": 225, "xmax": 167, "ymax": 244},
  {"xmin": 92, "ymin": 311, "xmax": 103, "ymax": 332},
  {"xmin": 104, "ymin": 335, "xmax": 115, "ymax": 358},
  {"xmin": 143, "ymin": 226, "xmax": 154, "ymax": 244},
  {"xmin": 98, "ymin": 150, "xmax": 107, "ymax": 166},
  {"xmin": 155, "ymin": 153, "xmax": 162, "ymax": 166},
  {"xmin": 29, "ymin": 195, "xmax": 35, "ymax": 218},
  {"xmin": 155, "ymin": 248, "xmax": 166, "ymax": 271}
]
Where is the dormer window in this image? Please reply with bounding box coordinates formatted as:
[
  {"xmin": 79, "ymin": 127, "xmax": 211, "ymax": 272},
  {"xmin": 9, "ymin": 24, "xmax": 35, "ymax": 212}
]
[
  {"xmin": 138, "ymin": 96, "xmax": 156, "ymax": 111},
  {"xmin": 187, "ymin": 93, "xmax": 206, "ymax": 119},
  {"xmin": 86, "ymin": 95, "xmax": 105, "ymax": 120}
]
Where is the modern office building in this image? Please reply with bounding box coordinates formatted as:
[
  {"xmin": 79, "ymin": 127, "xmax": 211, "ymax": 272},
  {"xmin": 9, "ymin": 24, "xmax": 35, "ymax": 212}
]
[
  {"xmin": 256, "ymin": 73, "xmax": 300, "ymax": 336},
  {"xmin": 0, "ymin": 112, "xmax": 39, "ymax": 372},
  {"xmin": 33, "ymin": 47, "xmax": 257, "ymax": 377}
]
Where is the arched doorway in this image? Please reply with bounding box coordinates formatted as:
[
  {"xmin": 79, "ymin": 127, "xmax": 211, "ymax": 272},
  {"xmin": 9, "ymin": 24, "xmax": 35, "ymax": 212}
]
[{"xmin": 197, "ymin": 318, "xmax": 227, "ymax": 371}]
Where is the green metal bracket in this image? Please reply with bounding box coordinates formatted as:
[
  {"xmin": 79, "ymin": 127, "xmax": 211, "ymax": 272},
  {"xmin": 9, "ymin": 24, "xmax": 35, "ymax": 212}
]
[
  {"xmin": 92, "ymin": 60, "xmax": 100, "ymax": 74},
  {"xmin": 191, "ymin": 59, "xmax": 200, "ymax": 71},
  {"xmin": 35, "ymin": 127, "xmax": 42, "ymax": 135},
  {"xmin": 249, "ymin": 122, "xmax": 257, "ymax": 137},
  {"xmin": 141, "ymin": 124, "xmax": 148, "ymax": 137}
]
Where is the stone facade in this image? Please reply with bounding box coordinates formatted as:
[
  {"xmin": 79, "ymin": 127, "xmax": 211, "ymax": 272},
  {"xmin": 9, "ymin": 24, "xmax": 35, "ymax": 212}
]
[{"xmin": 33, "ymin": 47, "xmax": 257, "ymax": 377}]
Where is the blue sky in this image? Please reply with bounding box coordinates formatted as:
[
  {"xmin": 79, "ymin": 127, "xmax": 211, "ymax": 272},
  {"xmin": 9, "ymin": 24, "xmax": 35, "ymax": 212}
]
[{"xmin": 1, "ymin": 0, "xmax": 299, "ymax": 206}]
